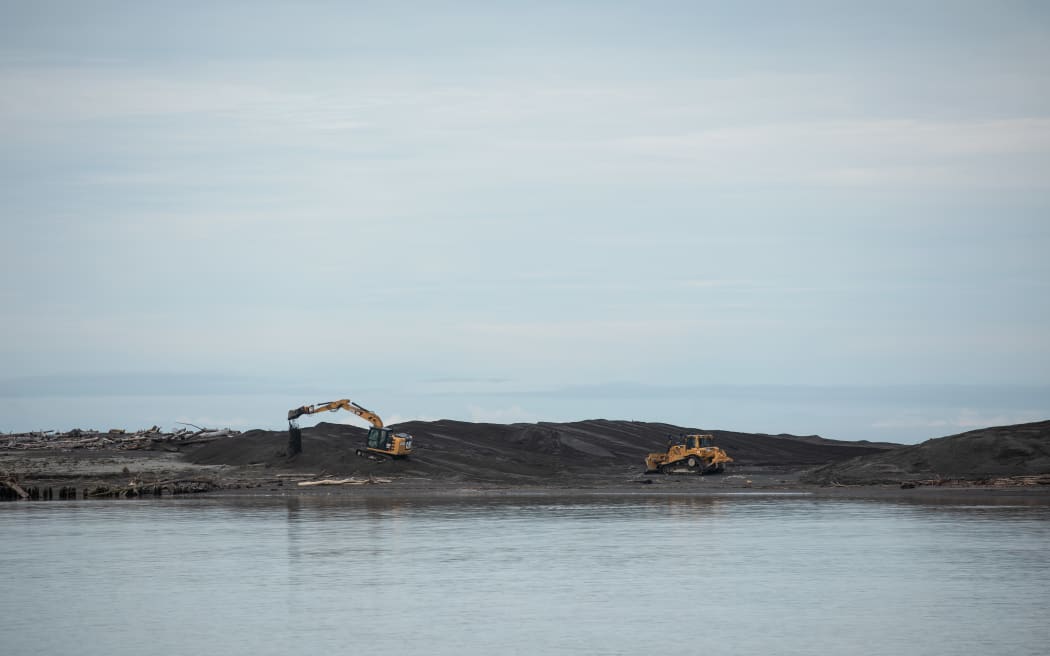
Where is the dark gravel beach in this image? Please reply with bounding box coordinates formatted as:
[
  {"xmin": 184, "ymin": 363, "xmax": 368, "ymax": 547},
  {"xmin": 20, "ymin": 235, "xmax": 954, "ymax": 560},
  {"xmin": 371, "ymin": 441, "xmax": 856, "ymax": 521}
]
[{"xmin": 3, "ymin": 419, "xmax": 1049, "ymax": 500}]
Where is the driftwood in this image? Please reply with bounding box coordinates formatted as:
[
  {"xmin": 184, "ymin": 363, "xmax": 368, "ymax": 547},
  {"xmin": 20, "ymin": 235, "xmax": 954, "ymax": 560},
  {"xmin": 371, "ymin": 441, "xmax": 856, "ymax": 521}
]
[
  {"xmin": 87, "ymin": 478, "xmax": 219, "ymax": 498},
  {"xmin": 1, "ymin": 426, "xmax": 242, "ymax": 452},
  {"xmin": 1, "ymin": 479, "xmax": 29, "ymax": 499},
  {"xmin": 910, "ymin": 475, "xmax": 1050, "ymax": 488},
  {"xmin": 2, "ymin": 477, "xmax": 217, "ymax": 502},
  {"xmin": 298, "ymin": 476, "xmax": 392, "ymax": 487}
]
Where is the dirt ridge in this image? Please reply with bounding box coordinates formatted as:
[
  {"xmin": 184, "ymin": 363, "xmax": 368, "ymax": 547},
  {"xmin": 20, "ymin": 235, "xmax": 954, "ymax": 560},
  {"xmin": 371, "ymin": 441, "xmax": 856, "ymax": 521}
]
[
  {"xmin": 186, "ymin": 418, "xmax": 900, "ymax": 481},
  {"xmin": 802, "ymin": 420, "xmax": 1050, "ymax": 485}
]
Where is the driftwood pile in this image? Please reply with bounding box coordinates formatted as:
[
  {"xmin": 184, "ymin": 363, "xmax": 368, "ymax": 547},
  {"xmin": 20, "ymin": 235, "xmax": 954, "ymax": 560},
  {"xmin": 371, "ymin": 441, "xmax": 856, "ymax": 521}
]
[
  {"xmin": 899, "ymin": 475, "xmax": 1050, "ymax": 489},
  {"xmin": 85, "ymin": 478, "xmax": 219, "ymax": 498},
  {"xmin": 1, "ymin": 425, "xmax": 241, "ymax": 451},
  {"xmin": 0, "ymin": 478, "xmax": 218, "ymax": 501}
]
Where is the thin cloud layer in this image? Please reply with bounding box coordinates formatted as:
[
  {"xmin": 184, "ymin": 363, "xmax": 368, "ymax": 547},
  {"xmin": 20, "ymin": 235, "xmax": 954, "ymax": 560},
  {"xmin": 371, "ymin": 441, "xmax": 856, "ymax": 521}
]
[{"xmin": 1, "ymin": 2, "xmax": 1048, "ymax": 436}]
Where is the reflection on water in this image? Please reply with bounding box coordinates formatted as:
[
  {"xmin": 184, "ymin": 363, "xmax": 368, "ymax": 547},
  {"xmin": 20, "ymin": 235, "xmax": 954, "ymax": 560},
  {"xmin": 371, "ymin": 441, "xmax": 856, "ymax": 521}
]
[{"xmin": 2, "ymin": 494, "xmax": 1049, "ymax": 656}]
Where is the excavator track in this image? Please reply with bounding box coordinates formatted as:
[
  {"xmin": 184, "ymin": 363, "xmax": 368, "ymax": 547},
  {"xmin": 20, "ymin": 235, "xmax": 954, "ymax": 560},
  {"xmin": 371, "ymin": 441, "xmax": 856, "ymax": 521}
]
[{"xmin": 355, "ymin": 448, "xmax": 389, "ymax": 462}]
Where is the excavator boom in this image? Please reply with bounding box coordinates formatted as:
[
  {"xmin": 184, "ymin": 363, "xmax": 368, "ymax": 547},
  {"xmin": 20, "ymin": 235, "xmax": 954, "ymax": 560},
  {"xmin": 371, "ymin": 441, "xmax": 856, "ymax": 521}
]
[{"xmin": 287, "ymin": 399, "xmax": 384, "ymax": 427}]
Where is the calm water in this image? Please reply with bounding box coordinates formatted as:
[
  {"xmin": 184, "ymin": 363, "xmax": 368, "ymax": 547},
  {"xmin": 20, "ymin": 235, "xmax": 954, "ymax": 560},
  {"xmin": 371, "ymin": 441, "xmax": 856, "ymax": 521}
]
[{"xmin": 2, "ymin": 493, "xmax": 1048, "ymax": 656}]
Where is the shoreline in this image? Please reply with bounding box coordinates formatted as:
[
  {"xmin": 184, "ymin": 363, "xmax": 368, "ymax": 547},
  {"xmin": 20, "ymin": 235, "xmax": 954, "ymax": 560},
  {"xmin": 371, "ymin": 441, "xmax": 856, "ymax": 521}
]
[
  {"xmin": 3, "ymin": 450, "xmax": 1049, "ymax": 504},
  {"xmin": 4, "ymin": 438, "xmax": 1049, "ymax": 504}
]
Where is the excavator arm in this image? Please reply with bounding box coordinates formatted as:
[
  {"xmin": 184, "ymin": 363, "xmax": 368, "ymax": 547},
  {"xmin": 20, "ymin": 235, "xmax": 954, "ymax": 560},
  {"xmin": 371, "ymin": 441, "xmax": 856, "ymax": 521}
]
[
  {"xmin": 287, "ymin": 399, "xmax": 384, "ymax": 428},
  {"xmin": 285, "ymin": 397, "xmax": 410, "ymax": 459}
]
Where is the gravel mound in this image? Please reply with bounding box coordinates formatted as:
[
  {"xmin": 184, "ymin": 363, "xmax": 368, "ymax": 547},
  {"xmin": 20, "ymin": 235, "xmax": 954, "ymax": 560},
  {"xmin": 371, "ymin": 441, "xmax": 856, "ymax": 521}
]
[
  {"xmin": 802, "ymin": 420, "xmax": 1050, "ymax": 485},
  {"xmin": 185, "ymin": 419, "xmax": 897, "ymax": 482}
]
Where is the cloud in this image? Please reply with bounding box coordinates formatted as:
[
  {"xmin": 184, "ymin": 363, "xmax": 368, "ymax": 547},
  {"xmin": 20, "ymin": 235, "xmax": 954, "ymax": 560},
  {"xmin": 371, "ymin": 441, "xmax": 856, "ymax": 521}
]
[
  {"xmin": 421, "ymin": 376, "xmax": 510, "ymax": 385},
  {"xmin": 612, "ymin": 118, "xmax": 1050, "ymax": 189},
  {"xmin": 467, "ymin": 404, "xmax": 534, "ymax": 423},
  {"xmin": 462, "ymin": 318, "xmax": 762, "ymax": 341},
  {"xmin": 0, "ymin": 66, "xmax": 288, "ymax": 121},
  {"xmin": 5, "ymin": 58, "xmax": 1047, "ymax": 197},
  {"xmin": 173, "ymin": 415, "xmax": 256, "ymax": 430},
  {"xmin": 0, "ymin": 374, "xmax": 289, "ymax": 398},
  {"xmin": 871, "ymin": 409, "xmax": 1046, "ymax": 432},
  {"xmin": 680, "ymin": 279, "xmax": 754, "ymax": 289}
]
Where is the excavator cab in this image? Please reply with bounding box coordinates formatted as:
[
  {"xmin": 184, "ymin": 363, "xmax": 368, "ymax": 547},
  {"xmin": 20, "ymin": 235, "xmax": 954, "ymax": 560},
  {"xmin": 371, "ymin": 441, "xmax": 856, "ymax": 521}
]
[
  {"xmin": 364, "ymin": 426, "xmax": 412, "ymax": 459},
  {"xmin": 367, "ymin": 427, "xmax": 391, "ymax": 451}
]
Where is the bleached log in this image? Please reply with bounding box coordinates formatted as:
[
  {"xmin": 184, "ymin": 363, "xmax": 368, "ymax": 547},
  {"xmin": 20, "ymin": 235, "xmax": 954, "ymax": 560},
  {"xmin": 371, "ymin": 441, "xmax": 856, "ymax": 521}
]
[
  {"xmin": 298, "ymin": 478, "xmax": 367, "ymax": 486},
  {"xmin": 298, "ymin": 477, "xmax": 392, "ymax": 487},
  {"xmin": 1, "ymin": 479, "xmax": 29, "ymax": 499}
]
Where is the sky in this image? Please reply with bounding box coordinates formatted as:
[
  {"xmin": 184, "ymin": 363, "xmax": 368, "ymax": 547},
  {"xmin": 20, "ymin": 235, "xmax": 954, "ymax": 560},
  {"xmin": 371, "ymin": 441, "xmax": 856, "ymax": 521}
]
[{"xmin": 1, "ymin": 1, "xmax": 1048, "ymax": 442}]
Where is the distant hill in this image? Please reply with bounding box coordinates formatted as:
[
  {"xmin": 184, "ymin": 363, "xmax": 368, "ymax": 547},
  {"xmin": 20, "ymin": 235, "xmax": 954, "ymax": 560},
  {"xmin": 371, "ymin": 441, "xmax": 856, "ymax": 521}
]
[
  {"xmin": 186, "ymin": 418, "xmax": 898, "ymax": 481},
  {"xmin": 802, "ymin": 420, "xmax": 1050, "ymax": 485}
]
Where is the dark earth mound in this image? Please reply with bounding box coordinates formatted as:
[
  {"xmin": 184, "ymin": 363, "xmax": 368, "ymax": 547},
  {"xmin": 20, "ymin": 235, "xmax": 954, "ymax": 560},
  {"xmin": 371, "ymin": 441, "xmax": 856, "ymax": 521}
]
[
  {"xmin": 186, "ymin": 419, "xmax": 899, "ymax": 483},
  {"xmin": 802, "ymin": 420, "xmax": 1050, "ymax": 485}
]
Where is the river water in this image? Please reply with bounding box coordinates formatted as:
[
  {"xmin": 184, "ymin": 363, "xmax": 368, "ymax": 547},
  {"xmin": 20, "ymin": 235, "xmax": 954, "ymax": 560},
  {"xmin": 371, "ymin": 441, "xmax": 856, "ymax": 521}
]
[{"xmin": 2, "ymin": 493, "xmax": 1048, "ymax": 656}]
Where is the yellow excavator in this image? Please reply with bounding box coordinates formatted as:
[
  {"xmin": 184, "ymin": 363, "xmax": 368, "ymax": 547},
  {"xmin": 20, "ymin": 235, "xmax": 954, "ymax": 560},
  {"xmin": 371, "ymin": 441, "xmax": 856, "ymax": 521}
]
[
  {"xmin": 644, "ymin": 434, "xmax": 732, "ymax": 475},
  {"xmin": 287, "ymin": 399, "xmax": 413, "ymax": 459}
]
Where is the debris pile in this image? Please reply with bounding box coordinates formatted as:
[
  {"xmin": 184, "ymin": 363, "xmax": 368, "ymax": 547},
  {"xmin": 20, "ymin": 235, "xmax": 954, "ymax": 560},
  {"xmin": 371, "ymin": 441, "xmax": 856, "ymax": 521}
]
[
  {"xmin": 86, "ymin": 478, "xmax": 219, "ymax": 498},
  {"xmin": 1, "ymin": 426, "xmax": 242, "ymax": 451},
  {"xmin": 0, "ymin": 477, "xmax": 219, "ymax": 501},
  {"xmin": 899, "ymin": 475, "xmax": 1050, "ymax": 489}
]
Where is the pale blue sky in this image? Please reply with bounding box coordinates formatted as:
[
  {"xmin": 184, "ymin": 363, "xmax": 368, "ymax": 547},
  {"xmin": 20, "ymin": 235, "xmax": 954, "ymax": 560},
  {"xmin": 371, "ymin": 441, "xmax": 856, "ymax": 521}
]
[{"xmin": 2, "ymin": 1, "xmax": 1048, "ymax": 441}]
